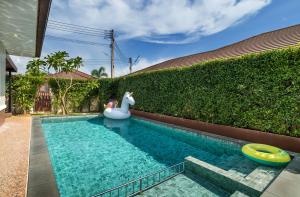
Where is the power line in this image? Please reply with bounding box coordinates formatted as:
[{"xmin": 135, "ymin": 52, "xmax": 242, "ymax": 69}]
[
  {"xmin": 47, "ymin": 20, "xmax": 112, "ymax": 38},
  {"xmin": 46, "ymin": 35, "xmax": 110, "ymax": 46},
  {"xmin": 47, "ymin": 23, "xmax": 109, "ymax": 34},
  {"xmin": 83, "ymin": 59, "xmax": 123, "ymax": 63},
  {"xmin": 84, "ymin": 58, "xmax": 112, "ymax": 61},
  {"xmin": 83, "ymin": 59, "xmax": 113, "ymax": 62},
  {"xmin": 46, "ymin": 21, "xmax": 138, "ymax": 77},
  {"xmin": 84, "ymin": 61, "xmax": 123, "ymax": 63},
  {"xmin": 47, "ymin": 25, "xmax": 109, "ymax": 37},
  {"xmin": 48, "ymin": 20, "xmax": 110, "ymax": 32},
  {"xmin": 115, "ymin": 41, "xmax": 128, "ymax": 63}
]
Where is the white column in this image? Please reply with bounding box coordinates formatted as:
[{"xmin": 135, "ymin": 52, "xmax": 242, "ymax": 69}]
[{"xmin": 0, "ymin": 41, "xmax": 6, "ymax": 111}]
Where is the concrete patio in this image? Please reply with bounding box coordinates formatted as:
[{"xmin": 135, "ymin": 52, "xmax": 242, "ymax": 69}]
[{"xmin": 0, "ymin": 115, "xmax": 31, "ymax": 197}]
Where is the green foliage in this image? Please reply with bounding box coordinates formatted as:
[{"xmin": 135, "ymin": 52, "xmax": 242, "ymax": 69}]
[
  {"xmin": 48, "ymin": 78, "xmax": 99, "ymax": 113},
  {"xmin": 12, "ymin": 75, "xmax": 45, "ymax": 114},
  {"xmin": 116, "ymin": 47, "xmax": 300, "ymax": 137},
  {"xmin": 26, "ymin": 59, "xmax": 47, "ymax": 76},
  {"xmin": 45, "ymin": 51, "xmax": 82, "ymax": 73},
  {"xmin": 98, "ymin": 78, "xmax": 118, "ymax": 111},
  {"xmin": 91, "ymin": 66, "xmax": 108, "ymax": 78},
  {"xmin": 27, "ymin": 51, "xmax": 84, "ymax": 114}
]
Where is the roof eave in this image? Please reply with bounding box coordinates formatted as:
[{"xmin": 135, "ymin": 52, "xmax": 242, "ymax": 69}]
[
  {"xmin": 35, "ymin": 0, "xmax": 52, "ymax": 57},
  {"xmin": 6, "ymin": 54, "xmax": 17, "ymax": 72}
]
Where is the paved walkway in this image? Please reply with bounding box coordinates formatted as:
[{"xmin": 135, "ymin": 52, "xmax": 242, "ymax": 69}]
[
  {"xmin": 0, "ymin": 115, "xmax": 31, "ymax": 197},
  {"xmin": 261, "ymin": 155, "xmax": 300, "ymax": 197}
]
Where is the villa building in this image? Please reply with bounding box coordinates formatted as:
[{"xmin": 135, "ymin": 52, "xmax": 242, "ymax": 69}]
[
  {"xmin": 137, "ymin": 24, "xmax": 300, "ymax": 73},
  {"xmin": 0, "ymin": 0, "xmax": 51, "ymax": 112}
]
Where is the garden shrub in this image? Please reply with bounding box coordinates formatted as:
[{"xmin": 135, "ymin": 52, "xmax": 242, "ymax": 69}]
[
  {"xmin": 48, "ymin": 78, "xmax": 99, "ymax": 113},
  {"xmin": 116, "ymin": 47, "xmax": 300, "ymax": 137},
  {"xmin": 11, "ymin": 75, "xmax": 45, "ymax": 114}
]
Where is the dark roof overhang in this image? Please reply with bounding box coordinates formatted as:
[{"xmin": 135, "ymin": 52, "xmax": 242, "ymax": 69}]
[
  {"xmin": 35, "ymin": 0, "xmax": 52, "ymax": 57},
  {"xmin": 6, "ymin": 55, "xmax": 17, "ymax": 72}
]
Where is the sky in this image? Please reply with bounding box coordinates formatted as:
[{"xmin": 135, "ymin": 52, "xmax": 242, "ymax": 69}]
[{"xmin": 11, "ymin": 0, "xmax": 300, "ymax": 77}]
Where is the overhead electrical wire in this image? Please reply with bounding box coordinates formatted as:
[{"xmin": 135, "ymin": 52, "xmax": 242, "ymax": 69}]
[
  {"xmin": 114, "ymin": 41, "xmax": 128, "ymax": 63},
  {"xmin": 46, "ymin": 35, "xmax": 110, "ymax": 46},
  {"xmin": 47, "ymin": 21, "xmax": 112, "ymax": 38},
  {"xmin": 47, "ymin": 26, "xmax": 108, "ymax": 37},
  {"xmin": 46, "ymin": 20, "xmax": 137, "ymax": 73},
  {"xmin": 48, "ymin": 20, "xmax": 110, "ymax": 32}
]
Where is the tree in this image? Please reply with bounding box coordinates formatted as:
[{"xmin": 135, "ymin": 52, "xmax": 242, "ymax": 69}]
[
  {"xmin": 11, "ymin": 75, "xmax": 45, "ymax": 114},
  {"xmin": 27, "ymin": 51, "xmax": 83, "ymax": 115},
  {"xmin": 26, "ymin": 59, "xmax": 46, "ymax": 76},
  {"xmin": 91, "ymin": 66, "xmax": 108, "ymax": 78},
  {"xmin": 9, "ymin": 60, "xmax": 46, "ymax": 114}
]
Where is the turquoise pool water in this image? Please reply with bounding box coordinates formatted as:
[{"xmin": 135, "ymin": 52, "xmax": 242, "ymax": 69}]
[{"xmin": 41, "ymin": 116, "xmax": 259, "ymax": 197}]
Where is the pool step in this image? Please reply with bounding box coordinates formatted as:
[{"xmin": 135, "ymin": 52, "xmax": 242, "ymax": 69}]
[
  {"xmin": 184, "ymin": 156, "xmax": 262, "ymax": 196},
  {"xmin": 137, "ymin": 172, "xmax": 231, "ymax": 197},
  {"xmin": 227, "ymin": 157, "xmax": 257, "ymax": 178},
  {"xmin": 230, "ymin": 191, "xmax": 250, "ymax": 197},
  {"xmin": 243, "ymin": 166, "xmax": 282, "ymax": 192}
]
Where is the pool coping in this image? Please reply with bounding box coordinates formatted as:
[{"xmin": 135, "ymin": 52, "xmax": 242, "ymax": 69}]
[
  {"xmin": 27, "ymin": 116, "xmax": 59, "ymax": 197},
  {"xmin": 261, "ymin": 155, "xmax": 300, "ymax": 197}
]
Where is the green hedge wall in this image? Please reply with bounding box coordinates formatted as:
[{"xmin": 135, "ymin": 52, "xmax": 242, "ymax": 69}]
[
  {"xmin": 98, "ymin": 79, "xmax": 119, "ymax": 111},
  {"xmin": 116, "ymin": 47, "xmax": 300, "ymax": 137}
]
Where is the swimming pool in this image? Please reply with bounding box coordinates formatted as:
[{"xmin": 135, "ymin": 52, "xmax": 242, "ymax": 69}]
[{"xmin": 41, "ymin": 115, "xmax": 280, "ymax": 196}]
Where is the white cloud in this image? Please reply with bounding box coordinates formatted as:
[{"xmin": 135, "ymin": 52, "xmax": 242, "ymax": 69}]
[
  {"xmin": 115, "ymin": 57, "xmax": 172, "ymax": 77},
  {"xmin": 51, "ymin": 0, "xmax": 271, "ymax": 44}
]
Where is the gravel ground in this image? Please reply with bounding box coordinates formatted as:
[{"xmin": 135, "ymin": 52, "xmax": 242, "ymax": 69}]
[{"xmin": 0, "ymin": 115, "xmax": 31, "ymax": 197}]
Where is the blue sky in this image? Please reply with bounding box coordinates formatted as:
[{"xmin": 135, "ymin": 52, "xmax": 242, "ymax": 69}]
[{"xmin": 12, "ymin": 0, "xmax": 300, "ymax": 76}]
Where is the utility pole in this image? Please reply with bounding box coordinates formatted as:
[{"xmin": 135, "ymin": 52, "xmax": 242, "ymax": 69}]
[
  {"xmin": 110, "ymin": 29, "xmax": 115, "ymax": 78},
  {"xmin": 129, "ymin": 57, "xmax": 133, "ymax": 74}
]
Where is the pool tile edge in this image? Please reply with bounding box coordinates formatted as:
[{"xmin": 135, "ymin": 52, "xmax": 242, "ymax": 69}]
[
  {"xmin": 131, "ymin": 110, "xmax": 300, "ymax": 153},
  {"xmin": 27, "ymin": 117, "xmax": 59, "ymax": 197}
]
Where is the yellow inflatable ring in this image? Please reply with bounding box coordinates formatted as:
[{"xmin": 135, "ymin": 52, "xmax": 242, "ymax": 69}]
[{"xmin": 242, "ymin": 143, "xmax": 291, "ymax": 167}]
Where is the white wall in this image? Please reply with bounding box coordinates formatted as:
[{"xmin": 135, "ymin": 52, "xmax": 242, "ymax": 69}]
[{"xmin": 0, "ymin": 41, "xmax": 6, "ymax": 111}]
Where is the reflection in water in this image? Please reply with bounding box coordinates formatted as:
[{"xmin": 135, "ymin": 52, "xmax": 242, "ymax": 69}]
[
  {"xmin": 103, "ymin": 118, "xmax": 133, "ymax": 142},
  {"xmin": 103, "ymin": 117, "xmax": 130, "ymax": 129}
]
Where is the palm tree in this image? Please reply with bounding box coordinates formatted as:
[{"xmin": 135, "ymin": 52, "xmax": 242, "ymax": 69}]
[{"xmin": 91, "ymin": 66, "xmax": 108, "ymax": 78}]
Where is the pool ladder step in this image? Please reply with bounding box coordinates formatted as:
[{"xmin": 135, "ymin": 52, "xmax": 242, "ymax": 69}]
[{"xmin": 92, "ymin": 162, "xmax": 185, "ymax": 197}]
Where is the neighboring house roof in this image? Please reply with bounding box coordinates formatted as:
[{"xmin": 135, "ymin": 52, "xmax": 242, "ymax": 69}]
[
  {"xmin": 48, "ymin": 70, "xmax": 94, "ymax": 80},
  {"xmin": 136, "ymin": 24, "xmax": 300, "ymax": 73}
]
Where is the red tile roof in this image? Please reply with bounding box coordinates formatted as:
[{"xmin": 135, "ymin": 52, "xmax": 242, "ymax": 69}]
[
  {"xmin": 136, "ymin": 24, "xmax": 300, "ymax": 73},
  {"xmin": 48, "ymin": 70, "xmax": 94, "ymax": 80}
]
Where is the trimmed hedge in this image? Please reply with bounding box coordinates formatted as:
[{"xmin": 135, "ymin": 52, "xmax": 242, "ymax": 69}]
[
  {"xmin": 98, "ymin": 78, "xmax": 119, "ymax": 111},
  {"xmin": 115, "ymin": 47, "xmax": 300, "ymax": 137}
]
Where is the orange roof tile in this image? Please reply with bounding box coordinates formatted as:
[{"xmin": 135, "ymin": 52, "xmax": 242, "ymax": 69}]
[{"xmin": 136, "ymin": 24, "xmax": 300, "ymax": 73}]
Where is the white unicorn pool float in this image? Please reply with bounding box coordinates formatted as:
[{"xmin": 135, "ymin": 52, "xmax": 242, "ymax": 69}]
[{"xmin": 103, "ymin": 92, "xmax": 135, "ymax": 119}]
